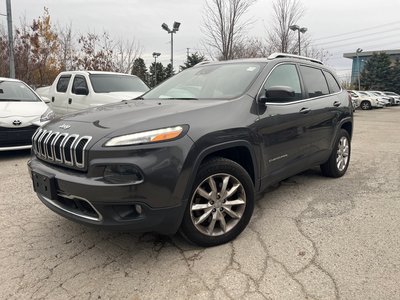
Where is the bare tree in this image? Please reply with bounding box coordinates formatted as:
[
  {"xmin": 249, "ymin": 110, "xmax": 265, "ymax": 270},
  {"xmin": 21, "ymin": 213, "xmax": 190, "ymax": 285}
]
[
  {"xmin": 58, "ymin": 23, "xmax": 75, "ymax": 71},
  {"xmin": 232, "ymin": 37, "xmax": 270, "ymax": 58},
  {"xmin": 266, "ymin": 0, "xmax": 304, "ymax": 53},
  {"xmin": 202, "ymin": 0, "xmax": 256, "ymax": 60},
  {"xmin": 113, "ymin": 38, "xmax": 142, "ymax": 73}
]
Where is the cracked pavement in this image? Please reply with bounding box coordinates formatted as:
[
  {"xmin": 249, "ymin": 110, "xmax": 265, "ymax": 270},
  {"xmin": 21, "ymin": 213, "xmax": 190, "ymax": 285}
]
[{"xmin": 1, "ymin": 107, "xmax": 400, "ymax": 299}]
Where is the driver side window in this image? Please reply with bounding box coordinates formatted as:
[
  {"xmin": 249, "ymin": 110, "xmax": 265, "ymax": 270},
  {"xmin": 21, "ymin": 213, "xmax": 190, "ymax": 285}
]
[
  {"xmin": 72, "ymin": 75, "xmax": 88, "ymax": 94},
  {"xmin": 264, "ymin": 64, "xmax": 303, "ymax": 102}
]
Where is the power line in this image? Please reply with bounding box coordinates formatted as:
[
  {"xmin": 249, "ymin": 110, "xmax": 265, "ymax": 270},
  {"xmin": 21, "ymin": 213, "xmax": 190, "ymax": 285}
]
[
  {"xmin": 314, "ymin": 27, "xmax": 400, "ymax": 47},
  {"xmin": 317, "ymin": 34, "xmax": 400, "ymax": 51},
  {"xmin": 313, "ymin": 21, "xmax": 400, "ymax": 41}
]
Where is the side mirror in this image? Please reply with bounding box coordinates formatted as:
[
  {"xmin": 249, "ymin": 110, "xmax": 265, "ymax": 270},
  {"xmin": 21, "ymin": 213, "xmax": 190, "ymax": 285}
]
[
  {"xmin": 41, "ymin": 96, "xmax": 51, "ymax": 103},
  {"xmin": 259, "ymin": 86, "xmax": 296, "ymax": 104},
  {"xmin": 74, "ymin": 86, "xmax": 89, "ymax": 95}
]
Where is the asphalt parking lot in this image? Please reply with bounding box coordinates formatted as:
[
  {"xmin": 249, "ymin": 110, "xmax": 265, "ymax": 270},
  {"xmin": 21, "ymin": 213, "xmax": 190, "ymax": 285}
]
[{"xmin": 1, "ymin": 107, "xmax": 399, "ymax": 300}]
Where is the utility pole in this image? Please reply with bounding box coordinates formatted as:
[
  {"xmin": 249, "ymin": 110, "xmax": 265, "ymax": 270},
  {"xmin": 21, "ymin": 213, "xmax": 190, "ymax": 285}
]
[{"xmin": 6, "ymin": 0, "xmax": 15, "ymax": 78}]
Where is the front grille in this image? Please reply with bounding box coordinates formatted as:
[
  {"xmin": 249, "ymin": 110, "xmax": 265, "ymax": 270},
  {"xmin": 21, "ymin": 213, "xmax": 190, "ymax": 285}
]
[
  {"xmin": 32, "ymin": 129, "xmax": 92, "ymax": 169},
  {"xmin": 0, "ymin": 125, "xmax": 39, "ymax": 147}
]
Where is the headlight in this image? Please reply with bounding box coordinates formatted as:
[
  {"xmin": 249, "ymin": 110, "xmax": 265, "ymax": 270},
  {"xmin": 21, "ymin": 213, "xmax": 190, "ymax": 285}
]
[
  {"xmin": 40, "ymin": 108, "xmax": 55, "ymax": 122},
  {"xmin": 105, "ymin": 125, "xmax": 185, "ymax": 147}
]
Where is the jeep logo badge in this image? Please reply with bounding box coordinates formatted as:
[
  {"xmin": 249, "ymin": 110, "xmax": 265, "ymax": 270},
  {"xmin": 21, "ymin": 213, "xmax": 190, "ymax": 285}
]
[
  {"xmin": 13, "ymin": 120, "xmax": 22, "ymax": 126},
  {"xmin": 59, "ymin": 124, "xmax": 71, "ymax": 130}
]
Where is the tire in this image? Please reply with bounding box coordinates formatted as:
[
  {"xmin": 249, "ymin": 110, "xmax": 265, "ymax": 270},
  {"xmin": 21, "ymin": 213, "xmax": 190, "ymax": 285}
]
[
  {"xmin": 320, "ymin": 129, "xmax": 351, "ymax": 178},
  {"xmin": 180, "ymin": 157, "xmax": 254, "ymax": 247},
  {"xmin": 360, "ymin": 100, "xmax": 371, "ymax": 110}
]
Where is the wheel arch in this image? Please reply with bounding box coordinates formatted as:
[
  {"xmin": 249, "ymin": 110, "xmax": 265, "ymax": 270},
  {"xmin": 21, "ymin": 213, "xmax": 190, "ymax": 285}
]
[{"xmin": 182, "ymin": 140, "xmax": 260, "ymax": 202}]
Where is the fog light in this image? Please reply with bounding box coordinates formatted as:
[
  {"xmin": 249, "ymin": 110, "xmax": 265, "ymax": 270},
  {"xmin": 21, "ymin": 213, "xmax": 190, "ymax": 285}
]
[
  {"xmin": 135, "ymin": 204, "xmax": 142, "ymax": 215},
  {"xmin": 103, "ymin": 164, "xmax": 144, "ymax": 184}
]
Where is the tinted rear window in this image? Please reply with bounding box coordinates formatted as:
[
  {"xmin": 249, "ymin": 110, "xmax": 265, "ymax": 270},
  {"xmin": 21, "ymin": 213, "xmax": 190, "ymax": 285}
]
[
  {"xmin": 324, "ymin": 71, "xmax": 341, "ymax": 93},
  {"xmin": 89, "ymin": 74, "xmax": 149, "ymax": 93},
  {"xmin": 300, "ymin": 66, "xmax": 329, "ymax": 98},
  {"xmin": 56, "ymin": 75, "xmax": 71, "ymax": 93}
]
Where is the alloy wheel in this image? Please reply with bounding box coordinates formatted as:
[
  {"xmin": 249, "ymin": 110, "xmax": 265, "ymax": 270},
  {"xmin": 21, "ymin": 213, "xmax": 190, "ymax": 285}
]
[{"xmin": 190, "ymin": 173, "xmax": 246, "ymax": 236}]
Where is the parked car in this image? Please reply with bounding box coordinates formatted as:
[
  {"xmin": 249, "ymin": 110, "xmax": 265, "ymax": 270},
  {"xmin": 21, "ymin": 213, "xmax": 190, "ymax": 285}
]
[
  {"xmin": 369, "ymin": 91, "xmax": 394, "ymax": 106},
  {"xmin": 0, "ymin": 77, "xmax": 55, "ymax": 151},
  {"xmin": 36, "ymin": 71, "xmax": 149, "ymax": 116},
  {"xmin": 350, "ymin": 90, "xmax": 386, "ymax": 110},
  {"xmin": 347, "ymin": 90, "xmax": 359, "ymax": 110},
  {"xmin": 28, "ymin": 53, "xmax": 353, "ymax": 247},
  {"xmin": 382, "ymin": 91, "xmax": 400, "ymax": 105}
]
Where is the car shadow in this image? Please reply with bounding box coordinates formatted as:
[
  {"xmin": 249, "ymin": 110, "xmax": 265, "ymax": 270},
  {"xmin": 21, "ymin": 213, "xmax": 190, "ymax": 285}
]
[{"xmin": 0, "ymin": 149, "xmax": 31, "ymax": 161}]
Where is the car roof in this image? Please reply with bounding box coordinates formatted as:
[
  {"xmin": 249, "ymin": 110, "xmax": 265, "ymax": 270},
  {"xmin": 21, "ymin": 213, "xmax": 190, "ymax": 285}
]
[
  {"xmin": 58, "ymin": 70, "xmax": 137, "ymax": 77},
  {"xmin": 0, "ymin": 77, "xmax": 23, "ymax": 83},
  {"xmin": 194, "ymin": 52, "xmax": 332, "ymax": 71}
]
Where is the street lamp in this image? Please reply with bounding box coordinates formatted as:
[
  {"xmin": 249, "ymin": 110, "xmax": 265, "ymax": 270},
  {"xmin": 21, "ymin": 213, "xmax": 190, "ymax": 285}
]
[
  {"xmin": 0, "ymin": 0, "xmax": 15, "ymax": 78},
  {"xmin": 152, "ymin": 52, "xmax": 161, "ymax": 86},
  {"xmin": 289, "ymin": 24, "xmax": 307, "ymax": 56},
  {"xmin": 356, "ymin": 48, "xmax": 363, "ymax": 90},
  {"xmin": 161, "ymin": 21, "xmax": 181, "ymax": 71}
]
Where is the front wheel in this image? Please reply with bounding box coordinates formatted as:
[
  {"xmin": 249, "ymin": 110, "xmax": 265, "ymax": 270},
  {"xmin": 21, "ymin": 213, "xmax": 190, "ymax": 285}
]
[
  {"xmin": 360, "ymin": 100, "xmax": 371, "ymax": 110},
  {"xmin": 180, "ymin": 157, "xmax": 254, "ymax": 247},
  {"xmin": 320, "ymin": 129, "xmax": 351, "ymax": 178}
]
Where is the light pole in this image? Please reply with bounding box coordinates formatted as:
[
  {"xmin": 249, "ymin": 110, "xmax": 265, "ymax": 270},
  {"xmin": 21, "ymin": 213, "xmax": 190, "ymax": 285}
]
[
  {"xmin": 1, "ymin": 0, "xmax": 15, "ymax": 78},
  {"xmin": 152, "ymin": 52, "xmax": 161, "ymax": 86},
  {"xmin": 161, "ymin": 21, "xmax": 181, "ymax": 71},
  {"xmin": 289, "ymin": 25, "xmax": 307, "ymax": 56},
  {"xmin": 356, "ymin": 48, "xmax": 363, "ymax": 90}
]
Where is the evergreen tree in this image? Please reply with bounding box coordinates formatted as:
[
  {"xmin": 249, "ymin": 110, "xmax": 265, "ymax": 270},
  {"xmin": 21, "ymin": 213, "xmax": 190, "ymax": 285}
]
[
  {"xmin": 390, "ymin": 58, "xmax": 400, "ymax": 94},
  {"xmin": 180, "ymin": 52, "xmax": 206, "ymax": 71},
  {"xmin": 131, "ymin": 58, "xmax": 148, "ymax": 84},
  {"xmin": 148, "ymin": 62, "xmax": 165, "ymax": 87},
  {"xmin": 360, "ymin": 52, "xmax": 392, "ymax": 91},
  {"xmin": 164, "ymin": 63, "xmax": 175, "ymax": 79}
]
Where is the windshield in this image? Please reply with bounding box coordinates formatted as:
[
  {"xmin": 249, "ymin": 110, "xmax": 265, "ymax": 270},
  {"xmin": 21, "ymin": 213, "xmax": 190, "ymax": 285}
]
[
  {"xmin": 89, "ymin": 74, "xmax": 149, "ymax": 93},
  {"xmin": 0, "ymin": 80, "xmax": 40, "ymax": 102},
  {"xmin": 142, "ymin": 62, "xmax": 264, "ymax": 100}
]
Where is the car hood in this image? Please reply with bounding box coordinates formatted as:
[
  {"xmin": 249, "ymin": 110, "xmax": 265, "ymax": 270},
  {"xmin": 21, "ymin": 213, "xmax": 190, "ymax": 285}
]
[
  {"xmin": 0, "ymin": 101, "xmax": 49, "ymax": 127},
  {"xmin": 0, "ymin": 101, "xmax": 48, "ymax": 118},
  {"xmin": 44, "ymin": 99, "xmax": 234, "ymax": 138}
]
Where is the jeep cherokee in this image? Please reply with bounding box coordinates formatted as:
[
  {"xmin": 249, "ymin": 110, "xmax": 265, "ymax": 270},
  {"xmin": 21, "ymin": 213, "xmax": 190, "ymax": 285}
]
[{"xmin": 28, "ymin": 53, "xmax": 353, "ymax": 247}]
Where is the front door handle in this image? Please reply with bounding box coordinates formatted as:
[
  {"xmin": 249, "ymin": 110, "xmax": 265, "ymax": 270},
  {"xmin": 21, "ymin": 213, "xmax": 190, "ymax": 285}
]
[
  {"xmin": 300, "ymin": 107, "xmax": 311, "ymax": 114},
  {"xmin": 333, "ymin": 101, "xmax": 341, "ymax": 107},
  {"xmin": 68, "ymin": 98, "xmax": 72, "ymax": 104}
]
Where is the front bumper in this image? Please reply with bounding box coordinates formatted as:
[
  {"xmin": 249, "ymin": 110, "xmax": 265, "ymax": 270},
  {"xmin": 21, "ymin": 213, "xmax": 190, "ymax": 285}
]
[{"xmin": 27, "ymin": 136, "xmax": 195, "ymax": 234}]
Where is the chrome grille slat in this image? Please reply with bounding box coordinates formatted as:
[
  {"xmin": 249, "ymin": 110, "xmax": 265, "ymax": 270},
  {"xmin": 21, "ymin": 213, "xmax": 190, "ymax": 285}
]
[{"xmin": 32, "ymin": 130, "xmax": 91, "ymax": 169}]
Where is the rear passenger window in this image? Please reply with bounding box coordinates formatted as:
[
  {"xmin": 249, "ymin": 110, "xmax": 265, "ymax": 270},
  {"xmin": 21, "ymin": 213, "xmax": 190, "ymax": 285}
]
[
  {"xmin": 264, "ymin": 64, "xmax": 303, "ymax": 102},
  {"xmin": 56, "ymin": 76, "xmax": 71, "ymax": 93},
  {"xmin": 324, "ymin": 71, "xmax": 341, "ymax": 93},
  {"xmin": 300, "ymin": 66, "xmax": 329, "ymax": 98}
]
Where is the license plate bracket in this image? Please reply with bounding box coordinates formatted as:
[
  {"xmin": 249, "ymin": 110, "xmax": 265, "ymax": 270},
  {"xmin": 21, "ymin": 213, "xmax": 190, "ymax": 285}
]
[{"xmin": 32, "ymin": 171, "xmax": 57, "ymax": 200}]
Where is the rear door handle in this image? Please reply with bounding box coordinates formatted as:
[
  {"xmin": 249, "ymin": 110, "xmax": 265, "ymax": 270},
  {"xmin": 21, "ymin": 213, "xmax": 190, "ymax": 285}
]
[
  {"xmin": 68, "ymin": 98, "xmax": 72, "ymax": 104},
  {"xmin": 300, "ymin": 107, "xmax": 311, "ymax": 114},
  {"xmin": 333, "ymin": 101, "xmax": 341, "ymax": 107}
]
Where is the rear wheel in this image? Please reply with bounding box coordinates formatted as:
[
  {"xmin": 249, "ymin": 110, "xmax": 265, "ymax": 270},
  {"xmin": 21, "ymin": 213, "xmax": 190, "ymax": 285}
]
[
  {"xmin": 180, "ymin": 157, "xmax": 254, "ymax": 247},
  {"xmin": 321, "ymin": 129, "xmax": 351, "ymax": 178},
  {"xmin": 360, "ymin": 100, "xmax": 371, "ymax": 110}
]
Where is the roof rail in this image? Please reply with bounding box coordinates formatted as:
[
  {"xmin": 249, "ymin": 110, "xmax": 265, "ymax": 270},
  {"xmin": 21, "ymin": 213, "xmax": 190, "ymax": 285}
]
[
  {"xmin": 193, "ymin": 61, "xmax": 211, "ymax": 67},
  {"xmin": 268, "ymin": 52, "xmax": 323, "ymax": 65}
]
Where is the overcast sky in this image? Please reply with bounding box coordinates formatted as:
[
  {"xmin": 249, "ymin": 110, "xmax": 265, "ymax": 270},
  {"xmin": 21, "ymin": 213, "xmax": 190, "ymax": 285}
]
[{"xmin": 2, "ymin": 0, "xmax": 400, "ymax": 81}]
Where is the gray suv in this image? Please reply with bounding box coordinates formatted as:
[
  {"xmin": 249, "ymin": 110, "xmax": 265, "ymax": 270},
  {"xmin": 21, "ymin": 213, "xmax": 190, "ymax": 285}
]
[{"xmin": 28, "ymin": 53, "xmax": 353, "ymax": 247}]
